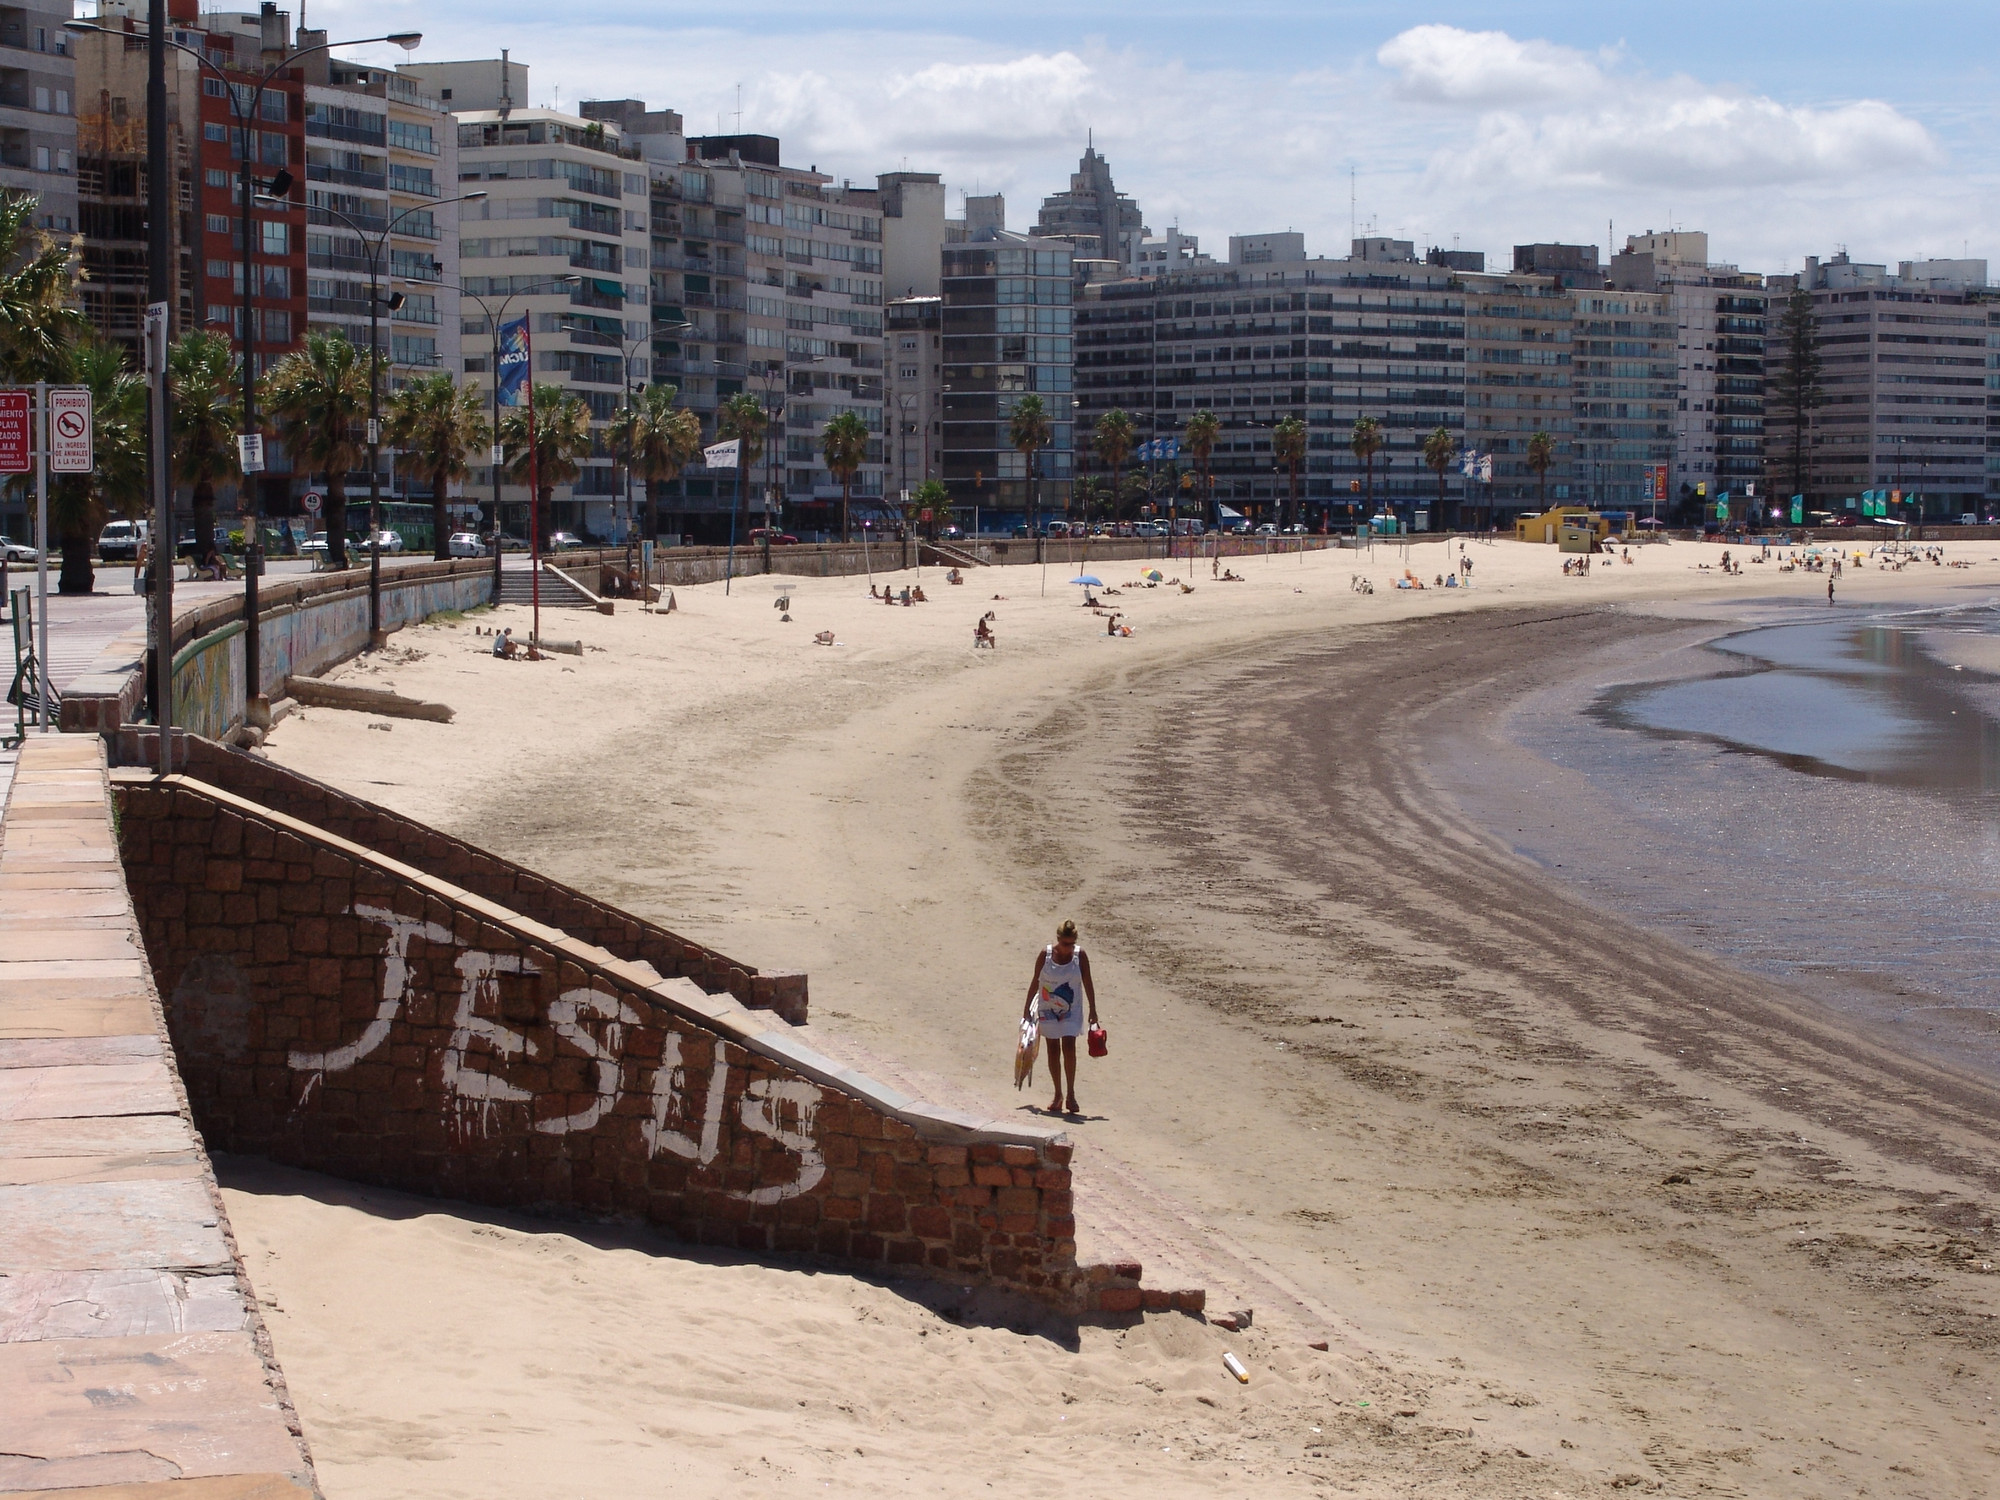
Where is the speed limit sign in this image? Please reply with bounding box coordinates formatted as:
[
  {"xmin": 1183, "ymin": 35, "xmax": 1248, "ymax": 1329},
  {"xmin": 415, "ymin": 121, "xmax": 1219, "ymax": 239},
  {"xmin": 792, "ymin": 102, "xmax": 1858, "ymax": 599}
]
[{"xmin": 301, "ymin": 491, "xmax": 323, "ymax": 515}]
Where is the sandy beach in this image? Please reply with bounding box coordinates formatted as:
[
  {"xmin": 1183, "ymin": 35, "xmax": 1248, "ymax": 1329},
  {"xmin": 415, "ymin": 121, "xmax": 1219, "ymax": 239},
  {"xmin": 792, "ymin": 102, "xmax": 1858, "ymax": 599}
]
[{"xmin": 224, "ymin": 534, "xmax": 2000, "ymax": 1497}]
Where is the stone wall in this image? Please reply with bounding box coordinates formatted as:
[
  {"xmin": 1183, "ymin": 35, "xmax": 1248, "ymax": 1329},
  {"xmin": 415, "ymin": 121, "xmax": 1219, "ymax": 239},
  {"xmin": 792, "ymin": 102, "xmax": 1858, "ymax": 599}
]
[
  {"xmin": 112, "ymin": 772, "xmax": 1082, "ymax": 1305},
  {"xmin": 122, "ymin": 734, "xmax": 806, "ymax": 1024}
]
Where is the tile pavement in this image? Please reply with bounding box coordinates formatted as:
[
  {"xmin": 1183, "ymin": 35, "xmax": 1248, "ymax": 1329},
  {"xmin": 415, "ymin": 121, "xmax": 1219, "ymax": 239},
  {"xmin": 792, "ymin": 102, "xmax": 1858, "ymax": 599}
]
[{"xmin": 0, "ymin": 736, "xmax": 317, "ymax": 1498}]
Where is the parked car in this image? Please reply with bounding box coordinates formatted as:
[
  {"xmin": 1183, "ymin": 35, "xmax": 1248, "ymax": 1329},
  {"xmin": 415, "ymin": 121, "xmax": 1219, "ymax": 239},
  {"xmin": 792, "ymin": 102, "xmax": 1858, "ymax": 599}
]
[
  {"xmin": 938, "ymin": 524, "xmax": 965, "ymax": 542},
  {"xmin": 0, "ymin": 534, "xmax": 35, "ymax": 563},
  {"xmin": 746, "ymin": 527, "xmax": 799, "ymax": 545},
  {"xmin": 366, "ymin": 529, "xmax": 405, "ymax": 554},
  {"xmin": 1254, "ymin": 522, "xmax": 1278, "ymax": 536},
  {"xmin": 546, "ymin": 531, "xmax": 586, "ymax": 552},
  {"xmin": 1960, "ymin": 512, "xmax": 1981, "ymax": 525},
  {"xmin": 299, "ymin": 532, "xmax": 329, "ymax": 554},
  {"xmin": 1823, "ymin": 515, "xmax": 1858, "ymax": 528},
  {"xmin": 97, "ymin": 519, "xmax": 149, "ymax": 562},
  {"xmin": 1281, "ymin": 524, "xmax": 1307, "ymax": 535},
  {"xmin": 495, "ymin": 534, "xmax": 529, "ymax": 552},
  {"xmin": 447, "ymin": 531, "xmax": 487, "ymax": 557}
]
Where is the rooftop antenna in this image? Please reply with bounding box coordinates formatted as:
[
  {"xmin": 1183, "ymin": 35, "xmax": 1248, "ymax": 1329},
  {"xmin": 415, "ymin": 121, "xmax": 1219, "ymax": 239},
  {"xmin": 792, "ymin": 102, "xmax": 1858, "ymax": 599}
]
[
  {"xmin": 1349, "ymin": 165, "xmax": 1356, "ymax": 244},
  {"xmin": 498, "ymin": 48, "xmax": 511, "ymax": 121},
  {"xmin": 733, "ymin": 82, "xmax": 742, "ymax": 133}
]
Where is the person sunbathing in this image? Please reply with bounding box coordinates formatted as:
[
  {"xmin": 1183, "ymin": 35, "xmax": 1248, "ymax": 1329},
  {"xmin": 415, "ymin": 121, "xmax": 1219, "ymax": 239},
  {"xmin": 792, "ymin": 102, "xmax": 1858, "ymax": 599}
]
[
  {"xmin": 869, "ymin": 583, "xmax": 881, "ymax": 598},
  {"xmin": 883, "ymin": 587, "xmax": 896, "ymax": 605},
  {"xmin": 911, "ymin": 585, "xmax": 928, "ymax": 602},
  {"xmin": 974, "ymin": 613, "xmax": 997, "ymax": 648},
  {"xmin": 946, "ymin": 568, "xmax": 964, "ymax": 585}
]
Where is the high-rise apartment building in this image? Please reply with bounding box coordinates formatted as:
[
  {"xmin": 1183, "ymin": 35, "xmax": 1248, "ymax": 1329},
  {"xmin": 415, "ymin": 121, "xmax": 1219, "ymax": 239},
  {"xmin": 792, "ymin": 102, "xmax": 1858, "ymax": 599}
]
[
  {"xmin": 576, "ymin": 106, "xmax": 888, "ymax": 539},
  {"xmin": 302, "ymin": 57, "xmax": 461, "ymax": 401},
  {"xmin": 1459, "ymin": 268, "xmax": 1573, "ymax": 517},
  {"xmin": 1033, "ymin": 143, "xmax": 1146, "ymax": 270},
  {"xmin": 1076, "ymin": 236, "xmax": 1471, "ymax": 529},
  {"xmin": 408, "ymin": 61, "xmax": 651, "ymax": 540},
  {"xmin": 1765, "ymin": 252, "xmax": 1994, "ymax": 518},
  {"xmin": 71, "ymin": 2, "xmax": 200, "ymax": 362},
  {"xmin": 1609, "ymin": 231, "xmax": 1767, "ymax": 507},
  {"xmin": 0, "ymin": 0, "xmax": 78, "ymax": 233},
  {"xmin": 885, "ymin": 294, "xmax": 941, "ymax": 499},
  {"xmin": 939, "ymin": 231, "xmax": 1075, "ymax": 521},
  {"xmin": 1569, "ymin": 285, "xmax": 1676, "ymax": 512}
]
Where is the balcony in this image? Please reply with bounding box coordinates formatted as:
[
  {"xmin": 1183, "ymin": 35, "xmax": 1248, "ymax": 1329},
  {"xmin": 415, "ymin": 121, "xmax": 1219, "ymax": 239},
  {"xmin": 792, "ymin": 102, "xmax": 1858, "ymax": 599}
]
[
  {"xmin": 307, "ymin": 162, "xmax": 388, "ymax": 193},
  {"xmin": 308, "ymin": 205, "xmax": 389, "ymax": 237},
  {"xmin": 387, "ymin": 170, "xmax": 439, "ymax": 199},
  {"xmin": 305, "ymin": 119, "xmax": 386, "ymax": 148}
]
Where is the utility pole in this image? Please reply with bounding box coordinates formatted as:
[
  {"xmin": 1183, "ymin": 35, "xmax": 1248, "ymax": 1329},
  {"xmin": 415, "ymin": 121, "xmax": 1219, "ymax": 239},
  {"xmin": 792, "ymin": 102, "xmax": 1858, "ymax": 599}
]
[{"xmin": 147, "ymin": 0, "xmax": 174, "ymax": 765}]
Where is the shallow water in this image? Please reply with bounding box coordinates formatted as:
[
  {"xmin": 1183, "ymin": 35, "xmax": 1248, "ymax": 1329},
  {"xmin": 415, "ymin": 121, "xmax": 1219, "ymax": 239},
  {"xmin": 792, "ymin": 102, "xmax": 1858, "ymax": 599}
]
[{"xmin": 1448, "ymin": 605, "xmax": 2000, "ymax": 1079}]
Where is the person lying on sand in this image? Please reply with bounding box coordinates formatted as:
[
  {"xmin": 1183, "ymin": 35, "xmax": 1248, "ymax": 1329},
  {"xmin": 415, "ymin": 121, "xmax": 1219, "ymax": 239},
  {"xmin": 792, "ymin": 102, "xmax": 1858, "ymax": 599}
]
[
  {"xmin": 1083, "ymin": 591, "xmax": 1100, "ymax": 607},
  {"xmin": 1178, "ymin": 581, "xmax": 1195, "ymax": 594},
  {"xmin": 1221, "ymin": 568, "xmax": 1243, "ymax": 581},
  {"xmin": 814, "ymin": 630, "xmax": 836, "ymax": 646}
]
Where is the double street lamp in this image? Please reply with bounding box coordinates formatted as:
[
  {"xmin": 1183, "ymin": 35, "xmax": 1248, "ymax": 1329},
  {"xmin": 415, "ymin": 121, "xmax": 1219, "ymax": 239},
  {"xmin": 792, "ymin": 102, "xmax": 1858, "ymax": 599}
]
[
  {"xmin": 68, "ymin": 18, "xmax": 421, "ymax": 726},
  {"xmin": 313, "ymin": 193, "xmax": 488, "ymax": 644}
]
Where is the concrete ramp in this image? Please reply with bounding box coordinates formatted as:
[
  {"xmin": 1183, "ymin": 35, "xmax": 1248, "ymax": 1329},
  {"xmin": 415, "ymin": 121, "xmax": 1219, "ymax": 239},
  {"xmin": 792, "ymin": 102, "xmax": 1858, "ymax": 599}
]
[{"xmin": 0, "ymin": 736, "xmax": 317, "ymax": 1497}]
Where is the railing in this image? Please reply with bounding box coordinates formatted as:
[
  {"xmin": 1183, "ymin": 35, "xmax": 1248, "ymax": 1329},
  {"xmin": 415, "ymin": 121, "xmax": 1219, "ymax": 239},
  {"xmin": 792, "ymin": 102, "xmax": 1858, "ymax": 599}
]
[
  {"xmin": 681, "ymin": 290, "xmax": 745, "ymax": 310},
  {"xmin": 306, "ymin": 250, "xmax": 376, "ymax": 275},
  {"xmin": 305, "ymin": 119, "xmax": 386, "ymax": 148},
  {"xmin": 394, "ymin": 306, "xmax": 441, "ymax": 325},
  {"xmin": 306, "ymin": 162, "xmax": 387, "ymax": 192},
  {"xmin": 566, "ymin": 327, "xmax": 619, "ymax": 348},
  {"xmin": 388, "ymin": 172, "xmax": 439, "ymax": 199}
]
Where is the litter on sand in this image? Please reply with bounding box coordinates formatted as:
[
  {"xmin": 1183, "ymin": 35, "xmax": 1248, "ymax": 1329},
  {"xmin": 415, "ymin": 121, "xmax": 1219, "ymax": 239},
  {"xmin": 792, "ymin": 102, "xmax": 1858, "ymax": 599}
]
[{"xmin": 1222, "ymin": 1352, "xmax": 1249, "ymax": 1384}]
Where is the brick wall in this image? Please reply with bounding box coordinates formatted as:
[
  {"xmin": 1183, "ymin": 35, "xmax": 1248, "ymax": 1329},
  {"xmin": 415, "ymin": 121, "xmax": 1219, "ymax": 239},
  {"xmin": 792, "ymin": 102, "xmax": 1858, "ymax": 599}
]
[
  {"xmin": 112, "ymin": 773, "xmax": 1080, "ymax": 1305},
  {"xmin": 118, "ymin": 733, "xmax": 806, "ymax": 1024}
]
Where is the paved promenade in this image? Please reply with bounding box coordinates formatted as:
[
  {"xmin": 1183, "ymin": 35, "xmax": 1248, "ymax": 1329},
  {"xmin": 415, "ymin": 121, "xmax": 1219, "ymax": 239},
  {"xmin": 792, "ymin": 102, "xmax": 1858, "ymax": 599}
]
[{"xmin": 0, "ymin": 736, "xmax": 317, "ymax": 1496}]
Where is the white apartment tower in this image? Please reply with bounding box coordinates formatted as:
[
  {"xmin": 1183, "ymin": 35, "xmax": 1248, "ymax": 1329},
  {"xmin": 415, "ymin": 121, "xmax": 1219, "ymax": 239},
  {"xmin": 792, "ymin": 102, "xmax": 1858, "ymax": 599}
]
[{"xmin": 405, "ymin": 58, "xmax": 652, "ymax": 541}]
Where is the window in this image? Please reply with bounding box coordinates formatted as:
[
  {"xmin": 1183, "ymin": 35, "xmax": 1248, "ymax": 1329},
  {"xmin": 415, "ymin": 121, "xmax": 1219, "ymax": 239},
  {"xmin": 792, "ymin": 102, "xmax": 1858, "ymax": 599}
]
[
  {"xmin": 900, "ymin": 365, "xmax": 918, "ymax": 379},
  {"xmin": 207, "ymin": 213, "xmax": 230, "ymax": 234},
  {"xmin": 207, "ymin": 259, "xmax": 232, "ymax": 280},
  {"xmin": 34, "ymin": 88, "xmax": 49, "ymax": 112},
  {"xmin": 206, "ymin": 168, "xmax": 231, "ymax": 188},
  {"xmin": 261, "ymin": 93, "xmax": 286, "ymax": 123},
  {"xmin": 262, "ymin": 220, "xmax": 287, "ymax": 256},
  {"xmin": 623, "ymin": 173, "xmax": 645, "ymax": 194},
  {"xmin": 203, "ymin": 78, "xmax": 226, "ymax": 99},
  {"xmin": 204, "ymin": 122, "xmax": 226, "ymax": 142},
  {"xmin": 260, "ymin": 309, "xmax": 289, "ymax": 343},
  {"xmin": 55, "ymin": 149, "xmax": 70, "ymax": 173},
  {"xmin": 386, "ymin": 120, "xmax": 436, "ymax": 155},
  {"xmin": 55, "ymin": 91, "xmax": 70, "ymax": 115}
]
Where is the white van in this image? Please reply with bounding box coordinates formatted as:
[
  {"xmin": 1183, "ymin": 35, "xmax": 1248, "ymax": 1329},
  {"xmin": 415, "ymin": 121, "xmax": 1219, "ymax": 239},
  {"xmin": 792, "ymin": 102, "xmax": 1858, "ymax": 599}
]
[{"xmin": 97, "ymin": 519, "xmax": 150, "ymax": 562}]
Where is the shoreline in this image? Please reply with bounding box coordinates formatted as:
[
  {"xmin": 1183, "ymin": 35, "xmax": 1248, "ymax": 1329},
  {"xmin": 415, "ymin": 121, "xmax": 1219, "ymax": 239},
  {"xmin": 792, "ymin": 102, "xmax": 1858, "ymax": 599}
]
[{"xmin": 232, "ymin": 541, "xmax": 2000, "ymax": 1496}]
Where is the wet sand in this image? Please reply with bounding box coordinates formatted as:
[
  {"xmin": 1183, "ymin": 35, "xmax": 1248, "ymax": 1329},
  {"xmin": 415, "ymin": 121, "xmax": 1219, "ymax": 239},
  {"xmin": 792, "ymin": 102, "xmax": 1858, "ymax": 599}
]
[{"xmin": 233, "ymin": 540, "xmax": 2000, "ymax": 1496}]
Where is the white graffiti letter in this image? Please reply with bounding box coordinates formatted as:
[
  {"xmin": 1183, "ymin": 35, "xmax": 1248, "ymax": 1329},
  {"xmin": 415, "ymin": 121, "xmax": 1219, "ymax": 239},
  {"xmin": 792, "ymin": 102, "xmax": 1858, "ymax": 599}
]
[
  {"xmin": 536, "ymin": 984, "xmax": 640, "ymax": 1136},
  {"xmin": 442, "ymin": 949, "xmax": 537, "ymax": 1103},
  {"xmin": 289, "ymin": 903, "xmax": 451, "ymax": 1073},
  {"xmin": 644, "ymin": 1031, "xmax": 728, "ymax": 1163},
  {"xmin": 736, "ymin": 1077, "xmax": 826, "ymax": 1204}
]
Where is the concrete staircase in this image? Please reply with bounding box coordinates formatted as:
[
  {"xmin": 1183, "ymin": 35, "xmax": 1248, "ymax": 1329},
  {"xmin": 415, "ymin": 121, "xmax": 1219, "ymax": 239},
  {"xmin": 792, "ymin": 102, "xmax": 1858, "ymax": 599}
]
[{"xmin": 498, "ymin": 561, "xmax": 597, "ymax": 609}]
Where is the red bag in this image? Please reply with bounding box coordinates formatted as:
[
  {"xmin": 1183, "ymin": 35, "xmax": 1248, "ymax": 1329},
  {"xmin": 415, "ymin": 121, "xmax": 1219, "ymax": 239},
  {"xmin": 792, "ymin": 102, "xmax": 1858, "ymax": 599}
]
[{"xmin": 1087, "ymin": 1024, "xmax": 1108, "ymax": 1058}]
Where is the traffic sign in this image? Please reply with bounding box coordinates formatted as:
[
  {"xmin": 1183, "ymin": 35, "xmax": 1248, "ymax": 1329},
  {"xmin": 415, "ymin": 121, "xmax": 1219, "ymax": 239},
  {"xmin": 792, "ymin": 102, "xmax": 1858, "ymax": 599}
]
[
  {"xmin": 302, "ymin": 491, "xmax": 323, "ymax": 515},
  {"xmin": 0, "ymin": 390, "xmax": 27, "ymax": 475},
  {"xmin": 48, "ymin": 388, "xmax": 92, "ymax": 473}
]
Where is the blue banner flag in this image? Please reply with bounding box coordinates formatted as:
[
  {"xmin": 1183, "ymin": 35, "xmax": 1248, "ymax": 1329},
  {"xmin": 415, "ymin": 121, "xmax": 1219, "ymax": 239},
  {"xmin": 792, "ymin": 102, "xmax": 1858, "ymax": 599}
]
[{"xmin": 496, "ymin": 316, "xmax": 530, "ymax": 407}]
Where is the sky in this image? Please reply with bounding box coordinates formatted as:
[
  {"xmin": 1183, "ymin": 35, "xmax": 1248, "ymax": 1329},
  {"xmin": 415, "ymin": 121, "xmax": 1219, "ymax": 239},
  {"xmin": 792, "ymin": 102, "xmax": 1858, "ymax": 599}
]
[{"xmin": 309, "ymin": 1, "xmax": 2000, "ymax": 276}]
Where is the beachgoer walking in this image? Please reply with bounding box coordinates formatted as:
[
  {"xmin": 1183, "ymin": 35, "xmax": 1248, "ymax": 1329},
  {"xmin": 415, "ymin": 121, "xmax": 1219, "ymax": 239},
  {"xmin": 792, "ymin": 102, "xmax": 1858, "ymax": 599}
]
[
  {"xmin": 1828, "ymin": 576, "xmax": 1835, "ymax": 606},
  {"xmin": 1022, "ymin": 919, "xmax": 1098, "ymax": 1116}
]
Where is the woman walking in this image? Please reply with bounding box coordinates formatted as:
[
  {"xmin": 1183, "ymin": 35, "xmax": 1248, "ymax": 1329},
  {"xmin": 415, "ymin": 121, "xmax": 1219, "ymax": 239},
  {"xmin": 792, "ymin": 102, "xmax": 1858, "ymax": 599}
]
[{"xmin": 1023, "ymin": 919, "xmax": 1098, "ymax": 1116}]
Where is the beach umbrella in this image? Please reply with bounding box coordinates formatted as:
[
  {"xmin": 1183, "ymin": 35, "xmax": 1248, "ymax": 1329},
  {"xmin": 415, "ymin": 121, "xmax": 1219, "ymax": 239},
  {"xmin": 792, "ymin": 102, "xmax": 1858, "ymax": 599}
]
[
  {"xmin": 1142, "ymin": 568, "xmax": 1164, "ymax": 582},
  {"xmin": 1070, "ymin": 575, "xmax": 1104, "ymax": 587}
]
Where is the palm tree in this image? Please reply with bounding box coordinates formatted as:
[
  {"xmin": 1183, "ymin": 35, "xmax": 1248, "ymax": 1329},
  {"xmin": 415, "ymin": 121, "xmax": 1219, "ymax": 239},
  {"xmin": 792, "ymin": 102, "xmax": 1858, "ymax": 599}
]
[
  {"xmin": 385, "ymin": 371, "xmax": 489, "ymax": 560},
  {"xmin": 911, "ymin": 476, "xmax": 950, "ymax": 538},
  {"xmin": 1006, "ymin": 394, "xmax": 1053, "ymax": 533},
  {"xmin": 497, "ymin": 382, "xmax": 592, "ymax": 548},
  {"xmin": 609, "ymin": 384, "xmax": 702, "ymax": 542},
  {"xmin": 1183, "ymin": 409, "xmax": 1220, "ymax": 526},
  {"xmin": 166, "ymin": 330, "xmax": 240, "ymax": 564},
  {"xmin": 1272, "ymin": 415, "xmax": 1307, "ymax": 530},
  {"xmin": 0, "ymin": 190, "xmax": 85, "ymax": 385},
  {"xmin": 716, "ymin": 391, "xmax": 770, "ymax": 534},
  {"xmin": 264, "ymin": 331, "xmax": 368, "ymax": 570},
  {"xmin": 1422, "ymin": 426, "xmax": 1458, "ymax": 530},
  {"xmin": 48, "ymin": 339, "xmax": 146, "ymax": 594},
  {"xmin": 1350, "ymin": 415, "xmax": 1384, "ymax": 520},
  {"xmin": 820, "ymin": 409, "xmax": 870, "ymax": 541},
  {"xmin": 1092, "ymin": 408, "xmax": 1137, "ymax": 521},
  {"xmin": 1526, "ymin": 429, "xmax": 1556, "ymax": 513}
]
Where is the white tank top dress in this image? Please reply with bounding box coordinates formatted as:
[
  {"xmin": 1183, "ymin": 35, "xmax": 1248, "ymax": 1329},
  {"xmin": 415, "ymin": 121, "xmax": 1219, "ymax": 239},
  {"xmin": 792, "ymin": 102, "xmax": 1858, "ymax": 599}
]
[{"xmin": 1036, "ymin": 945, "xmax": 1087, "ymax": 1038}]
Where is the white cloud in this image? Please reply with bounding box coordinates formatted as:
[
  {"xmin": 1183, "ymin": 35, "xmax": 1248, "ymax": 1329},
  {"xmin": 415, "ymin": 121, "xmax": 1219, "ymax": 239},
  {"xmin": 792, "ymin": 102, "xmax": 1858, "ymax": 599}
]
[
  {"xmin": 1378, "ymin": 25, "xmax": 1612, "ymax": 107},
  {"xmin": 312, "ymin": 5, "xmax": 1993, "ymax": 276},
  {"xmin": 1378, "ymin": 24, "xmax": 1939, "ymax": 193}
]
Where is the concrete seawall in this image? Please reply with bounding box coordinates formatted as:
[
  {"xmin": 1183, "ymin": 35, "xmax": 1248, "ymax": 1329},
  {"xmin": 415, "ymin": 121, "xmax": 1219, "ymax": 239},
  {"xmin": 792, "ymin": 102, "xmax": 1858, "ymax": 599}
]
[{"xmin": 0, "ymin": 736, "xmax": 318, "ymax": 1497}]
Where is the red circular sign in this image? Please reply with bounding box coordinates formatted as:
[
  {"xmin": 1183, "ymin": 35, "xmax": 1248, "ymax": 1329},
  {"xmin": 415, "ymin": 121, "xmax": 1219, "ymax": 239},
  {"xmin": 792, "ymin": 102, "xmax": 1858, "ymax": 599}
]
[{"xmin": 55, "ymin": 410, "xmax": 86, "ymax": 440}]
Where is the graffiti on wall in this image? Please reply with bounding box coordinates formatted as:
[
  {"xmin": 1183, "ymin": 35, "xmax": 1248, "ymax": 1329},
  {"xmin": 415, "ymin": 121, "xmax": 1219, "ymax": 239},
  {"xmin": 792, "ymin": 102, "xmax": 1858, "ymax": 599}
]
[{"xmin": 288, "ymin": 903, "xmax": 826, "ymax": 1204}]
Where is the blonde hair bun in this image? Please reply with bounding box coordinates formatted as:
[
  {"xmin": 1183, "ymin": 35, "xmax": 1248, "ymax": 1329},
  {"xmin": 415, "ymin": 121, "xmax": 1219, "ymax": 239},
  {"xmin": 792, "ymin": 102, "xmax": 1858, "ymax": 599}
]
[{"xmin": 1056, "ymin": 920, "xmax": 1079, "ymax": 940}]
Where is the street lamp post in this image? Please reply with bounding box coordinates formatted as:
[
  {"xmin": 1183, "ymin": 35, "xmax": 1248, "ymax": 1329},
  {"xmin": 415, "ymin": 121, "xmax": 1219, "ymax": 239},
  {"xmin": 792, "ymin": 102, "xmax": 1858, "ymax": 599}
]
[
  {"xmin": 313, "ymin": 194, "xmax": 487, "ymax": 646},
  {"xmin": 70, "ymin": 18, "xmax": 421, "ymax": 727}
]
